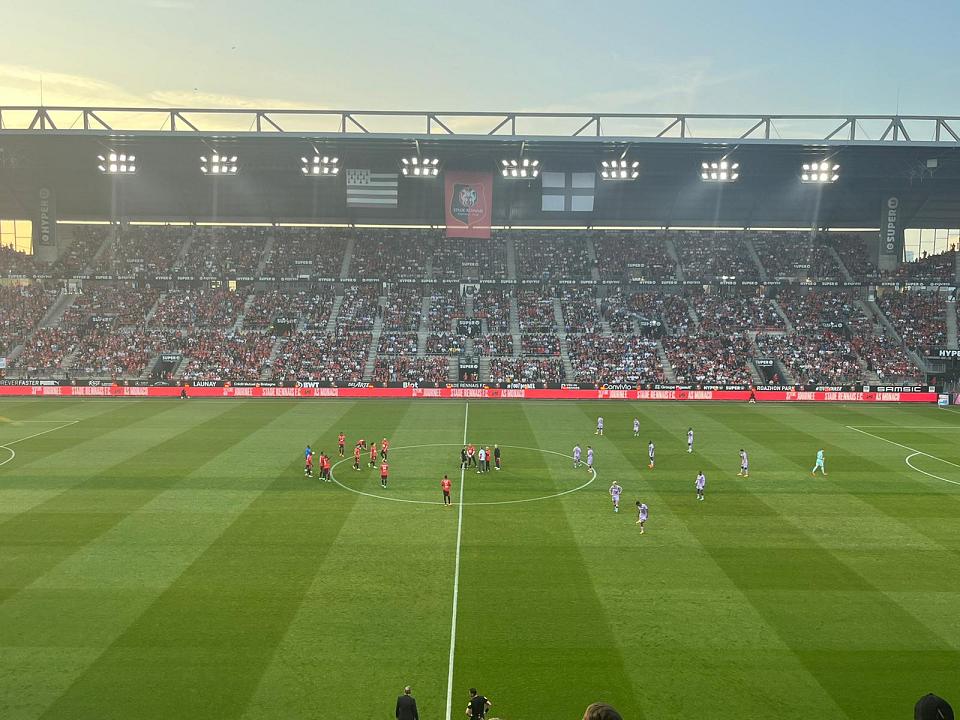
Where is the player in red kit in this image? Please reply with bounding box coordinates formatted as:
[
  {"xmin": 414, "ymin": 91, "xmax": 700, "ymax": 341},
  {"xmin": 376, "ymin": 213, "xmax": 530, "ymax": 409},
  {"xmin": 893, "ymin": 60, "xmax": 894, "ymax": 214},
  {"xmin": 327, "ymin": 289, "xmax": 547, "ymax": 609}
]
[
  {"xmin": 369, "ymin": 441, "xmax": 378, "ymax": 468},
  {"xmin": 304, "ymin": 452, "xmax": 313, "ymax": 478},
  {"xmin": 379, "ymin": 461, "xmax": 389, "ymax": 488},
  {"xmin": 321, "ymin": 453, "xmax": 332, "ymax": 482},
  {"xmin": 441, "ymin": 475, "xmax": 452, "ymax": 506},
  {"xmin": 381, "ymin": 438, "xmax": 390, "ymax": 460},
  {"xmin": 353, "ymin": 445, "xmax": 361, "ymax": 471},
  {"xmin": 337, "ymin": 433, "xmax": 345, "ymax": 457}
]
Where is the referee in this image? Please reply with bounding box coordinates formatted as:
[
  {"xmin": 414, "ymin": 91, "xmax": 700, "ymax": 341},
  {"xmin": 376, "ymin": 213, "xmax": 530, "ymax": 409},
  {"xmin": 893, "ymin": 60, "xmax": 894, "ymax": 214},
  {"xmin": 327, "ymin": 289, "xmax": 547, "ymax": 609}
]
[{"xmin": 465, "ymin": 688, "xmax": 491, "ymax": 720}]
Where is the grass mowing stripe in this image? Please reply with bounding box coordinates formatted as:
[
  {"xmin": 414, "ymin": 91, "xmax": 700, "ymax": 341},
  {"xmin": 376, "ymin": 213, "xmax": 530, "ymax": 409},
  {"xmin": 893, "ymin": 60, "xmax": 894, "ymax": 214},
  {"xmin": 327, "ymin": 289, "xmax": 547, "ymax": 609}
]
[
  {"xmin": 0, "ymin": 401, "xmax": 297, "ymax": 605},
  {"xmin": 237, "ymin": 400, "xmax": 464, "ymax": 720},
  {"xmin": 638, "ymin": 404, "xmax": 960, "ymax": 719},
  {"xmin": 35, "ymin": 400, "xmax": 409, "ymax": 720},
  {"xmin": 451, "ymin": 401, "xmax": 644, "ymax": 720}
]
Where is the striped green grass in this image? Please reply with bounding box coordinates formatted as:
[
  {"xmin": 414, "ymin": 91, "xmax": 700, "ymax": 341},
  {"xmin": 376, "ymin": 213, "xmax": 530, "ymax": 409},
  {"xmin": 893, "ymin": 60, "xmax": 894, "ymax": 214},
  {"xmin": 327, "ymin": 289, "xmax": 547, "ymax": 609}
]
[{"xmin": 1, "ymin": 399, "xmax": 958, "ymax": 720}]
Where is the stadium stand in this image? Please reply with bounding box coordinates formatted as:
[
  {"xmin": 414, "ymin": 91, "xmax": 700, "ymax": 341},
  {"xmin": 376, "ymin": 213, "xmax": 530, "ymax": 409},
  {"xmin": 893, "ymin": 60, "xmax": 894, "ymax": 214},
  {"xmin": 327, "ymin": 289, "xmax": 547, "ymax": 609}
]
[
  {"xmin": 272, "ymin": 331, "xmax": 371, "ymax": 383},
  {"xmin": 594, "ymin": 232, "xmax": 677, "ymax": 281}
]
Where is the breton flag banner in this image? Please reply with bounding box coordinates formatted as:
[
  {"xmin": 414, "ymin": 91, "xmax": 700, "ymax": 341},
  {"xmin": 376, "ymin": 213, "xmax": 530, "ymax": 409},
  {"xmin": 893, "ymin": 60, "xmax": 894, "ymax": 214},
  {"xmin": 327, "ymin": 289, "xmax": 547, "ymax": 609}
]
[
  {"xmin": 541, "ymin": 172, "xmax": 595, "ymax": 212},
  {"xmin": 346, "ymin": 169, "xmax": 399, "ymax": 208}
]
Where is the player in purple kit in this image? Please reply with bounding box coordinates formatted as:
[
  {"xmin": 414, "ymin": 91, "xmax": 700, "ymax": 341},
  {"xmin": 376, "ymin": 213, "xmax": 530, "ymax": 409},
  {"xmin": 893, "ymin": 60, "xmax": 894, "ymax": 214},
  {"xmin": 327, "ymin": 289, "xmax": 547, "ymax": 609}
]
[
  {"xmin": 586, "ymin": 446, "xmax": 594, "ymax": 471},
  {"xmin": 573, "ymin": 444, "xmax": 582, "ymax": 469},
  {"xmin": 737, "ymin": 449, "xmax": 749, "ymax": 477},
  {"xmin": 695, "ymin": 471, "xmax": 706, "ymax": 501}
]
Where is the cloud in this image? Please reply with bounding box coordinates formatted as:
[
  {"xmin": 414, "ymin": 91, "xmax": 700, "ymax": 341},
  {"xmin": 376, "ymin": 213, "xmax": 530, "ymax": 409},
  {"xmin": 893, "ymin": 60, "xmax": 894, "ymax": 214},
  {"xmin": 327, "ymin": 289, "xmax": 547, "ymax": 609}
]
[{"xmin": 0, "ymin": 64, "xmax": 318, "ymax": 129}]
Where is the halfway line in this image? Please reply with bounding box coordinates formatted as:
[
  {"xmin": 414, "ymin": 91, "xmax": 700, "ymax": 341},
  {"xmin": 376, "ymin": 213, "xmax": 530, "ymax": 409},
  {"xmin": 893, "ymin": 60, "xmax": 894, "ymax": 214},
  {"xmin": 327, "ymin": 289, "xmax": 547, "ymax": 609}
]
[{"xmin": 445, "ymin": 402, "xmax": 468, "ymax": 720}]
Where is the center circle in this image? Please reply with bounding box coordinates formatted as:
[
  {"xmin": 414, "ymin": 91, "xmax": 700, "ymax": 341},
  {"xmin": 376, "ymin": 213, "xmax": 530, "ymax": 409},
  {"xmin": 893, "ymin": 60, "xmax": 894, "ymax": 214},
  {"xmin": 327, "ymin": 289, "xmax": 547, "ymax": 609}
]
[{"xmin": 330, "ymin": 443, "xmax": 598, "ymax": 506}]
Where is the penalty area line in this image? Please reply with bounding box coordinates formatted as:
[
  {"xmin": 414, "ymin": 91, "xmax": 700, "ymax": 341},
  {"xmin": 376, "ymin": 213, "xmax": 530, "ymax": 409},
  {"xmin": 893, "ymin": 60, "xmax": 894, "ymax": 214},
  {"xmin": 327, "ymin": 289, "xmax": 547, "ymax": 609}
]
[
  {"xmin": 0, "ymin": 420, "xmax": 80, "ymax": 469},
  {"xmin": 846, "ymin": 425, "xmax": 960, "ymax": 487}
]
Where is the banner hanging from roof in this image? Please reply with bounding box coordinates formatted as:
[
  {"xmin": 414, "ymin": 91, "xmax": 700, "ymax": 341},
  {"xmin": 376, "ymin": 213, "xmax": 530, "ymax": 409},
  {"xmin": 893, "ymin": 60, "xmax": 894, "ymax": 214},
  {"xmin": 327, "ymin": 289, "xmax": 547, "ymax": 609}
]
[{"xmin": 445, "ymin": 171, "xmax": 493, "ymax": 238}]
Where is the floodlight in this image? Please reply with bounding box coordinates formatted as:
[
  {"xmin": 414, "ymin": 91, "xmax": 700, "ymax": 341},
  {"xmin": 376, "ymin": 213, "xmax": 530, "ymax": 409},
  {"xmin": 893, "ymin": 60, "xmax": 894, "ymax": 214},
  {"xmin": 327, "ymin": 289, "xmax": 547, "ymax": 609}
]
[
  {"xmin": 400, "ymin": 157, "xmax": 440, "ymax": 177},
  {"xmin": 97, "ymin": 152, "xmax": 138, "ymax": 174},
  {"xmin": 801, "ymin": 161, "xmax": 840, "ymax": 183},
  {"xmin": 201, "ymin": 152, "xmax": 239, "ymax": 175},
  {"xmin": 600, "ymin": 159, "xmax": 639, "ymax": 180},
  {"xmin": 301, "ymin": 154, "xmax": 340, "ymax": 177},
  {"xmin": 499, "ymin": 158, "xmax": 540, "ymax": 178},
  {"xmin": 699, "ymin": 159, "xmax": 739, "ymax": 182}
]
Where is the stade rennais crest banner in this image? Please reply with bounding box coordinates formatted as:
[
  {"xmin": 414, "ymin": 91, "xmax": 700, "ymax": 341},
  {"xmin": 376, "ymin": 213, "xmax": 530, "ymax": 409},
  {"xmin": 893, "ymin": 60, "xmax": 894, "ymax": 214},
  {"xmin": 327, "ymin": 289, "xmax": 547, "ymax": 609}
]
[{"xmin": 444, "ymin": 171, "xmax": 493, "ymax": 238}]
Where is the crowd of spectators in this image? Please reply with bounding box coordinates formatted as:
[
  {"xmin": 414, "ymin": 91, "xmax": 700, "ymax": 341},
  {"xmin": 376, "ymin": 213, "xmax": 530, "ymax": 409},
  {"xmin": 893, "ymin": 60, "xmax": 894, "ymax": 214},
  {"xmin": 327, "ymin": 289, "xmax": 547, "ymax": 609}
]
[
  {"xmin": 673, "ymin": 232, "xmax": 759, "ymax": 280},
  {"xmin": 755, "ymin": 332, "xmax": 862, "ymax": 385},
  {"xmin": 13, "ymin": 328, "xmax": 79, "ymax": 375},
  {"xmin": 594, "ymin": 232, "xmax": 677, "ymax": 281},
  {"xmin": 377, "ymin": 332, "xmax": 418, "ymax": 356},
  {"xmin": 242, "ymin": 290, "xmax": 335, "ymax": 329},
  {"xmin": 336, "ymin": 284, "xmax": 380, "ymax": 331},
  {"xmin": 474, "ymin": 333, "xmax": 514, "ymax": 356},
  {"xmin": 433, "ymin": 237, "xmax": 508, "ymax": 281},
  {"xmin": 383, "ymin": 287, "xmax": 423, "ymax": 331},
  {"xmin": 66, "ymin": 284, "xmax": 160, "ymax": 328},
  {"xmin": 752, "ymin": 234, "xmax": 841, "ymax": 279},
  {"xmin": 851, "ymin": 335, "xmax": 923, "ymax": 382},
  {"xmin": 663, "ymin": 333, "xmax": 754, "ymax": 385},
  {"xmin": 894, "ymin": 249, "xmax": 957, "ymax": 284},
  {"xmin": 94, "ymin": 226, "xmax": 186, "ymax": 276},
  {"xmin": 515, "ymin": 233, "xmax": 592, "ymax": 280},
  {"xmin": 177, "ymin": 227, "xmax": 269, "ymax": 277},
  {"xmin": 776, "ymin": 289, "xmax": 868, "ymax": 332},
  {"xmin": 517, "ymin": 289, "xmax": 556, "ymax": 332},
  {"xmin": 150, "ymin": 288, "xmax": 247, "ymax": 329},
  {"xmin": 351, "ymin": 233, "xmax": 432, "ymax": 280},
  {"xmin": 69, "ymin": 329, "xmax": 177, "ymax": 378},
  {"xmin": 50, "ymin": 227, "xmax": 109, "ymax": 276},
  {"xmin": 560, "ymin": 288, "xmax": 601, "ymax": 333},
  {"xmin": 877, "ymin": 291, "xmax": 946, "ymax": 355},
  {"xmin": 568, "ymin": 334, "xmax": 665, "ymax": 385},
  {"xmin": 827, "ymin": 234, "xmax": 880, "ymax": 281},
  {"xmin": 0, "ymin": 284, "xmax": 56, "ymax": 354},
  {"xmin": 272, "ymin": 331, "xmax": 371, "ymax": 383},
  {"xmin": 691, "ymin": 292, "xmax": 785, "ymax": 333},
  {"xmin": 0, "ymin": 246, "xmax": 41, "ymax": 276},
  {"xmin": 474, "ymin": 289, "xmax": 512, "ymax": 333},
  {"xmin": 489, "ymin": 357, "xmax": 565, "ymax": 384},
  {"xmin": 426, "ymin": 289, "xmax": 466, "ymax": 332},
  {"xmin": 521, "ymin": 333, "xmax": 561, "ymax": 356},
  {"xmin": 372, "ymin": 356, "xmax": 448, "ymax": 384},
  {"xmin": 179, "ymin": 331, "xmax": 275, "ymax": 381},
  {"xmin": 425, "ymin": 332, "xmax": 464, "ymax": 355},
  {"xmin": 262, "ymin": 228, "xmax": 349, "ymax": 279}
]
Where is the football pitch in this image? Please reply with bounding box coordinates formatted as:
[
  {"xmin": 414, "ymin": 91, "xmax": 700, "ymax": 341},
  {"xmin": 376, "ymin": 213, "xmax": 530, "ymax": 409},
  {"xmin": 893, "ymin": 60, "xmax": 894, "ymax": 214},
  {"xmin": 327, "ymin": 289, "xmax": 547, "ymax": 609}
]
[{"xmin": 1, "ymin": 398, "xmax": 959, "ymax": 720}]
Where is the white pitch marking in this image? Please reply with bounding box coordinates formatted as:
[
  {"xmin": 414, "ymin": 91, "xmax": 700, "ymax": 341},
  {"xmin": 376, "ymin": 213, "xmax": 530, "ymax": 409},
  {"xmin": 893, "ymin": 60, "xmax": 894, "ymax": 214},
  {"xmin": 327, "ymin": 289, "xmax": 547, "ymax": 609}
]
[
  {"xmin": 329, "ymin": 443, "xmax": 598, "ymax": 506},
  {"xmin": 905, "ymin": 452, "xmax": 960, "ymax": 487},
  {"xmin": 0, "ymin": 420, "xmax": 80, "ymax": 468},
  {"xmin": 846, "ymin": 425, "xmax": 960, "ymax": 486},
  {"xmin": 444, "ymin": 403, "xmax": 469, "ymax": 720}
]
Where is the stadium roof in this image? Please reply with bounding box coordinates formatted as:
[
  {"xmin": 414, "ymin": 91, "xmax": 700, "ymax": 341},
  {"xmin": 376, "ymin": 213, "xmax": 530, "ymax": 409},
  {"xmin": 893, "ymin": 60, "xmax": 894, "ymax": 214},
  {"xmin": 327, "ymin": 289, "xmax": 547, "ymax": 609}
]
[{"xmin": 3, "ymin": 107, "xmax": 960, "ymax": 228}]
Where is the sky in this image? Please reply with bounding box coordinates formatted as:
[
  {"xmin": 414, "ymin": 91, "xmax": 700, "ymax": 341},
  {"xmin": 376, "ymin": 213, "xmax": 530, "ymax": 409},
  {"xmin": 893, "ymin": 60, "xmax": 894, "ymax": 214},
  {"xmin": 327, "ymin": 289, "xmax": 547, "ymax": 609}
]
[{"xmin": 2, "ymin": 0, "xmax": 960, "ymax": 127}]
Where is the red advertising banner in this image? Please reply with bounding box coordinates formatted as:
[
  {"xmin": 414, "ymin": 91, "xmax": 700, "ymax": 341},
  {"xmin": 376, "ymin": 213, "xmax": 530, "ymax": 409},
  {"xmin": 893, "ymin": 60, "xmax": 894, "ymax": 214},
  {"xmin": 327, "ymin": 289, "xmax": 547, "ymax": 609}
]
[
  {"xmin": 0, "ymin": 384, "xmax": 939, "ymax": 403},
  {"xmin": 444, "ymin": 171, "xmax": 493, "ymax": 238}
]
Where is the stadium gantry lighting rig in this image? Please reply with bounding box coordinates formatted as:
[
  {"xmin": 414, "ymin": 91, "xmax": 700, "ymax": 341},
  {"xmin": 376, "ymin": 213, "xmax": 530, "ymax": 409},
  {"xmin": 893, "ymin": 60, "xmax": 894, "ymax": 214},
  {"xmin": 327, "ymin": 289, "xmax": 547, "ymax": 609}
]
[
  {"xmin": 400, "ymin": 156, "xmax": 440, "ymax": 177},
  {"xmin": 301, "ymin": 155, "xmax": 340, "ymax": 176},
  {"xmin": 200, "ymin": 153, "xmax": 239, "ymax": 175},
  {"xmin": 801, "ymin": 161, "xmax": 840, "ymax": 183},
  {"xmin": 600, "ymin": 159, "xmax": 640, "ymax": 181},
  {"xmin": 96, "ymin": 152, "xmax": 136, "ymax": 174},
  {"xmin": 700, "ymin": 160, "xmax": 739, "ymax": 182},
  {"xmin": 500, "ymin": 158, "xmax": 540, "ymax": 179}
]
